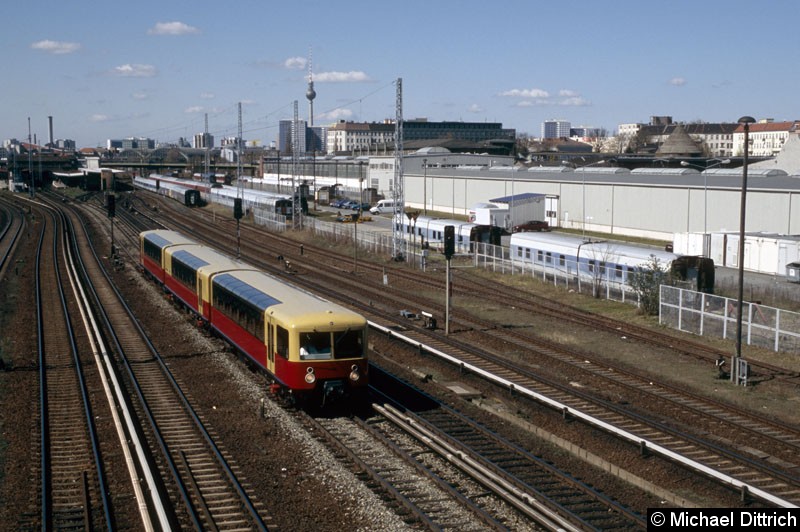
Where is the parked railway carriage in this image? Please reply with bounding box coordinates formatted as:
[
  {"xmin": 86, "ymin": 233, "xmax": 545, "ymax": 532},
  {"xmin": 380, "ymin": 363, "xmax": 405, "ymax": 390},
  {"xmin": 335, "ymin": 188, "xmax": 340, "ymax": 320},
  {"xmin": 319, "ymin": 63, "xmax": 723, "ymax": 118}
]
[
  {"xmin": 509, "ymin": 232, "xmax": 715, "ymax": 293},
  {"xmin": 139, "ymin": 230, "xmax": 368, "ymax": 404},
  {"xmin": 395, "ymin": 214, "xmax": 503, "ymax": 253},
  {"xmin": 134, "ymin": 176, "xmax": 202, "ymax": 207}
]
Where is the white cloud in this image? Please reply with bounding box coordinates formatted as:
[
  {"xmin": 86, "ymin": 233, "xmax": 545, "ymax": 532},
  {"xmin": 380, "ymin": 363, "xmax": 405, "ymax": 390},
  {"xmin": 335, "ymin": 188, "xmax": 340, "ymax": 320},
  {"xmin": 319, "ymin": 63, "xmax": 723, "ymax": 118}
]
[
  {"xmin": 669, "ymin": 77, "xmax": 687, "ymax": 86},
  {"xmin": 320, "ymin": 108, "xmax": 353, "ymax": 121},
  {"xmin": 148, "ymin": 21, "xmax": 200, "ymax": 35},
  {"xmin": 515, "ymin": 100, "xmax": 550, "ymax": 107},
  {"xmin": 468, "ymin": 103, "xmax": 483, "ymax": 113},
  {"xmin": 498, "ymin": 88, "xmax": 550, "ymax": 98},
  {"xmin": 185, "ymin": 106, "xmax": 204, "ymax": 114},
  {"xmin": 132, "ymin": 91, "xmax": 148, "ymax": 100},
  {"xmin": 31, "ymin": 40, "xmax": 81, "ymax": 55},
  {"xmin": 316, "ymin": 71, "xmax": 370, "ymax": 83},
  {"xmin": 284, "ymin": 57, "xmax": 307, "ymax": 70},
  {"xmin": 111, "ymin": 64, "xmax": 157, "ymax": 77},
  {"xmin": 558, "ymin": 96, "xmax": 590, "ymax": 106},
  {"xmin": 200, "ymin": 92, "xmax": 215, "ymax": 99},
  {"xmin": 89, "ymin": 114, "xmax": 110, "ymax": 122},
  {"xmin": 559, "ymin": 89, "xmax": 579, "ymax": 97}
]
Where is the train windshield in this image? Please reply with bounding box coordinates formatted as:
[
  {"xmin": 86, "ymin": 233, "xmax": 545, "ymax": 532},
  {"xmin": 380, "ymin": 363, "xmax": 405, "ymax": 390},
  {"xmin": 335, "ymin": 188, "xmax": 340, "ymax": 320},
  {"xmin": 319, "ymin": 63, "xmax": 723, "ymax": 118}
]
[
  {"xmin": 299, "ymin": 332, "xmax": 332, "ymax": 360},
  {"xmin": 333, "ymin": 329, "xmax": 363, "ymax": 359}
]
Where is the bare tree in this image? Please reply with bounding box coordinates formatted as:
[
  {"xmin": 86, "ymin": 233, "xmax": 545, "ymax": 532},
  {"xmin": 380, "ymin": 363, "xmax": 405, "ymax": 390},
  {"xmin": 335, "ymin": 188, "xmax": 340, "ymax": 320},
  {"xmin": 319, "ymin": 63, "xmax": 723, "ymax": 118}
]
[{"xmin": 629, "ymin": 255, "xmax": 676, "ymax": 315}]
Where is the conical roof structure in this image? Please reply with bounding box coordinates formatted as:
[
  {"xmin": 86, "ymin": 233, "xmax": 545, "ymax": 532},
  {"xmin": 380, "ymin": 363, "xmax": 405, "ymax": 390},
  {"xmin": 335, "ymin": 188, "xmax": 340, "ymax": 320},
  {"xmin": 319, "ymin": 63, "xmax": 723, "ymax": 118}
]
[{"xmin": 655, "ymin": 124, "xmax": 703, "ymax": 157}]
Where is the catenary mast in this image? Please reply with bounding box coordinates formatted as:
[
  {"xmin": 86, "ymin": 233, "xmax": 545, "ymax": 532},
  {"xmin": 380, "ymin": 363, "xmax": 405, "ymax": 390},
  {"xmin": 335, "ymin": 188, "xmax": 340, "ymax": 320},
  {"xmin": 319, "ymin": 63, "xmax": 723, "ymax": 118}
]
[{"xmin": 392, "ymin": 78, "xmax": 404, "ymax": 260}]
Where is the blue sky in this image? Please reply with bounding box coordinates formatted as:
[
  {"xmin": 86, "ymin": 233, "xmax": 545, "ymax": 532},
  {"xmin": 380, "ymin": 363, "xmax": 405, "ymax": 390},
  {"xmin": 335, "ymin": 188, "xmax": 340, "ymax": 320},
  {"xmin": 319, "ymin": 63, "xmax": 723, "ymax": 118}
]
[{"xmin": 4, "ymin": 0, "xmax": 798, "ymax": 148}]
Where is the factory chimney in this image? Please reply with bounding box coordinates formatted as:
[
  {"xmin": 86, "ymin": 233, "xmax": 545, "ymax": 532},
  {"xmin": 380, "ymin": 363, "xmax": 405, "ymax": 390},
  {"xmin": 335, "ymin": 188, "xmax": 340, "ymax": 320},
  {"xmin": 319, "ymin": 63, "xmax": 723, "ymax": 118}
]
[{"xmin": 48, "ymin": 116, "xmax": 54, "ymax": 147}]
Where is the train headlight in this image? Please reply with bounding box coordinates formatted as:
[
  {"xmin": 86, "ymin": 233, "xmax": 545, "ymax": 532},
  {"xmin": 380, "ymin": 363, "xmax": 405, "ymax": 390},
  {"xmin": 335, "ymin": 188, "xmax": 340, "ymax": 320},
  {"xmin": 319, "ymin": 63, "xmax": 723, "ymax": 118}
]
[
  {"xmin": 349, "ymin": 364, "xmax": 361, "ymax": 382},
  {"xmin": 304, "ymin": 367, "xmax": 316, "ymax": 384}
]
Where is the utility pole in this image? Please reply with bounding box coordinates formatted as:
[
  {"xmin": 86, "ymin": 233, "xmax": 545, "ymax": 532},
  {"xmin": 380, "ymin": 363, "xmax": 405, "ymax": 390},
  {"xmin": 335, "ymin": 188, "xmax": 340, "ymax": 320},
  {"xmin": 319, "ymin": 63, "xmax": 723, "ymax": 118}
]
[
  {"xmin": 392, "ymin": 78, "xmax": 404, "ymax": 261},
  {"xmin": 292, "ymin": 100, "xmax": 300, "ymax": 229},
  {"xmin": 236, "ymin": 102, "xmax": 243, "ymax": 259}
]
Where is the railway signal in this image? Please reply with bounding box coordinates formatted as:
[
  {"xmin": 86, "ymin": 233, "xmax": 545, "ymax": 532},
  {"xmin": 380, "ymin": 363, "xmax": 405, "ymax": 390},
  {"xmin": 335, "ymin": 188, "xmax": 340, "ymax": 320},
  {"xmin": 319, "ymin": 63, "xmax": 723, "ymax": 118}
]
[{"xmin": 443, "ymin": 225, "xmax": 455, "ymax": 335}]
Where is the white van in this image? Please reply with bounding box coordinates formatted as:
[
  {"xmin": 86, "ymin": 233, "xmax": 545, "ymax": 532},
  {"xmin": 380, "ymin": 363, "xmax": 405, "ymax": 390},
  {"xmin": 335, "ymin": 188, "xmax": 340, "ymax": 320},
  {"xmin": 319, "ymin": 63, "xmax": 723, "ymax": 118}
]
[{"xmin": 369, "ymin": 199, "xmax": 396, "ymax": 215}]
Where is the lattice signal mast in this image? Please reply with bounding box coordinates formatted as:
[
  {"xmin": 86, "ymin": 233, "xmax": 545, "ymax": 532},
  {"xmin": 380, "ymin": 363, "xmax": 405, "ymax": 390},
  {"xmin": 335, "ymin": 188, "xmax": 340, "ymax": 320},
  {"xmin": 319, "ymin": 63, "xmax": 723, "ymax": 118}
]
[{"xmin": 392, "ymin": 78, "xmax": 404, "ymax": 260}]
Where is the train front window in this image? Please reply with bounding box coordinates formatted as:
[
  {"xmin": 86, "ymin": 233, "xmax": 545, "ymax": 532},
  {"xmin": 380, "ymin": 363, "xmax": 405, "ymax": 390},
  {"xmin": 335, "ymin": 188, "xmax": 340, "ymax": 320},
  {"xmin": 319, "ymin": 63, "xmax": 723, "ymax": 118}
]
[
  {"xmin": 299, "ymin": 331, "xmax": 332, "ymax": 360},
  {"xmin": 333, "ymin": 329, "xmax": 363, "ymax": 359}
]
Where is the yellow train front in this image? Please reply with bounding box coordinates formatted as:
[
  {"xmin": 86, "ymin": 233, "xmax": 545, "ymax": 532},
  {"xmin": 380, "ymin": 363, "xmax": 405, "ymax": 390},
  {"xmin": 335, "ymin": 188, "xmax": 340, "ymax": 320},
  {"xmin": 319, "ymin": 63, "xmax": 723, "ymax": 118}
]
[
  {"xmin": 209, "ymin": 269, "xmax": 369, "ymax": 406},
  {"xmin": 139, "ymin": 230, "xmax": 368, "ymax": 406}
]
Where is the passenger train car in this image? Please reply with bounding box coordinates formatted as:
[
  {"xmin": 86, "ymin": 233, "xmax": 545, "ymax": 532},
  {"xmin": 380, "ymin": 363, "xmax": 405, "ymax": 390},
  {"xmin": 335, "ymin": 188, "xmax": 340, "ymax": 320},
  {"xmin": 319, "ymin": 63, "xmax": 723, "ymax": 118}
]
[
  {"xmin": 395, "ymin": 214, "xmax": 503, "ymax": 253},
  {"xmin": 139, "ymin": 230, "xmax": 368, "ymax": 405},
  {"xmin": 509, "ymin": 232, "xmax": 715, "ymax": 293},
  {"xmin": 146, "ymin": 173, "xmax": 308, "ymax": 218},
  {"xmin": 134, "ymin": 175, "xmax": 203, "ymax": 207}
]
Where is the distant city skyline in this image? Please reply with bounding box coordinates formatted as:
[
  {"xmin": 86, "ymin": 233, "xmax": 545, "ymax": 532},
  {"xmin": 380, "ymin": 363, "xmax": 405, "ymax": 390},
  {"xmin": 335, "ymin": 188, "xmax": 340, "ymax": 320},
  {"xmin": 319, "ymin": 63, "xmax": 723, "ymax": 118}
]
[{"xmin": 3, "ymin": 0, "xmax": 798, "ymax": 148}]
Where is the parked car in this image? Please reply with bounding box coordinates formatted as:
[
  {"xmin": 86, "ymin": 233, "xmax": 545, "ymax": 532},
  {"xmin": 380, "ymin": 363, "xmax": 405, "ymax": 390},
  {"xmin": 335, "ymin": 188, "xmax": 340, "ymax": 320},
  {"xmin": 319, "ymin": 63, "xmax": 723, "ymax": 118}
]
[
  {"xmin": 330, "ymin": 198, "xmax": 349, "ymax": 208},
  {"xmin": 512, "ymin": 220, "xmax": 550, "ymax": 233},
  {"xmin": 353, "ymin": 202, "xmax": 371, "ymax": 211}
]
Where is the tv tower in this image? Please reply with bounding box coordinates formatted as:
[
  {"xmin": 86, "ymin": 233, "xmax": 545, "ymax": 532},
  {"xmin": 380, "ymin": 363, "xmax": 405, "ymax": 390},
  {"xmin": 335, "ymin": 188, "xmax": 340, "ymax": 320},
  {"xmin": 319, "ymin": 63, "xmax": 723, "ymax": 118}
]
[{"xmin": 305, "ymin": 48, "xmax": 316, "ymax": 126}]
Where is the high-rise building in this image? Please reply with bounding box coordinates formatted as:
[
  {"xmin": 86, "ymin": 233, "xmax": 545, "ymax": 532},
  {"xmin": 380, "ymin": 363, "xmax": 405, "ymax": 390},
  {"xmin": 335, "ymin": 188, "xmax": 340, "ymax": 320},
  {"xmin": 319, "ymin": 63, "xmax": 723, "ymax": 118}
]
[
  {"xmin": 193, "ymin": 132, "xmax": 214, "ymax": 149},
  {"xmin": 278, "ymin": 119, "xmax": 307, "ymax": 155},
  {"xmin": 542, "ymin": 119, "xmax": 571, "ymax": 139}
]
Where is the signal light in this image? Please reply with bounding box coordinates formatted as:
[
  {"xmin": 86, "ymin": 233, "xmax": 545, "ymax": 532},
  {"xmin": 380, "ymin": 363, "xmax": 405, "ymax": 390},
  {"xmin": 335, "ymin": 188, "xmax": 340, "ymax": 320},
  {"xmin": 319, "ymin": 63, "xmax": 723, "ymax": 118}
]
[
  {"xmin": 233, "ymin": 197, "xmax": 243, "ymax": 220},
  {"xmin": 107, "ymin": 194, "xmax": 116, "ymax": 218},
  {"xmin": 443, "ymin": 225, "xmax": 455, "ymax": 259}
]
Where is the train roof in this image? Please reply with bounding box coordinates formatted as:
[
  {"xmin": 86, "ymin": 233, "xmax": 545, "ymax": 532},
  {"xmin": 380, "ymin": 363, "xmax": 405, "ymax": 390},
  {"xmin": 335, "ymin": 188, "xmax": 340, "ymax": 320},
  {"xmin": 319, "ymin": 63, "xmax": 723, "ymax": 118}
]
[
  {"xmin": 212, "ymin": 269, "xmax": 366, "ymax": 329},
  {"xmin": 168, "ymin": 244, "xmax": 259, "ymax": 283},
  {"xmin": 141, "ymin": 230, "xmax": 198, "ymax": 249},
  {"xmin": 510, "ymin": 231, "xmax": 678, "ymax": 265}
]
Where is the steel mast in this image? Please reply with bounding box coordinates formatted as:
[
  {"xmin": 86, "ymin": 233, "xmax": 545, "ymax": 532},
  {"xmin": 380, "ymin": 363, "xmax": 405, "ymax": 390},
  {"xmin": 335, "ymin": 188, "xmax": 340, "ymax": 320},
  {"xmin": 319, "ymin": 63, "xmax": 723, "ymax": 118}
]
[{"xmin": 392, "ymin": 78, "xmax": 404, "ymax": 260}]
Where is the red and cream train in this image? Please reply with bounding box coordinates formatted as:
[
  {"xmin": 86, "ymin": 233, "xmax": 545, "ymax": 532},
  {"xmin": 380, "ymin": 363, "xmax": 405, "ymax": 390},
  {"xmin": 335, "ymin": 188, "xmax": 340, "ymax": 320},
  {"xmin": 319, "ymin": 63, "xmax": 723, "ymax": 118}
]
[{"xmin": 139, "ymin": 230, "xmax": 368, "ymax": 405}]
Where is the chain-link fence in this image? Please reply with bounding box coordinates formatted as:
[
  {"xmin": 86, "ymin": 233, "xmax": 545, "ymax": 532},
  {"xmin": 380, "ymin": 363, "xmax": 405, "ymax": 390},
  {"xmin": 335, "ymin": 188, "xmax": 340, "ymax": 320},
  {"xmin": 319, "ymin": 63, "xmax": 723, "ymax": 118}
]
[{"xmin": 660, "ymin": 285, "xmax": 800, "ymax": 353}]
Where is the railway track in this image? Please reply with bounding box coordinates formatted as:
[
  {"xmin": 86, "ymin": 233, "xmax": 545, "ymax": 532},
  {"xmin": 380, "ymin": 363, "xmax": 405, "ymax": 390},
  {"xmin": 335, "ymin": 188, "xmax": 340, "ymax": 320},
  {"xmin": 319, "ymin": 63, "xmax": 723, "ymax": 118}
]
[
  {"xmin": 52, "ymin": 194, "xmax": 275, "ymax": 530},
  {"xmin": 0, "ymin": 195, "xmax": 26, "ymax": 276},
  {"xmin": 80, "ymin": 192, "xmax": 800, "ymax": 510},
  {"xmin": 16, "ymin": 206, "xmax": 113, "ymax": 530}
]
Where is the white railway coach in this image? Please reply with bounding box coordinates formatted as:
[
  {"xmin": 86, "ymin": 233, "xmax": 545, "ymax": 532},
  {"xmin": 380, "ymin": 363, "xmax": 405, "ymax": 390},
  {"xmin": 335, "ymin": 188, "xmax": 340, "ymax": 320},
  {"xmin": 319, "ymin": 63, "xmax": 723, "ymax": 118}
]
[
  {"xmin": 510, "ymin": 232, "xmax": 715, "ymax": 293},
  {"xmin": 395, "ymin": 214, "xmax": 503, "ymax": 253}
]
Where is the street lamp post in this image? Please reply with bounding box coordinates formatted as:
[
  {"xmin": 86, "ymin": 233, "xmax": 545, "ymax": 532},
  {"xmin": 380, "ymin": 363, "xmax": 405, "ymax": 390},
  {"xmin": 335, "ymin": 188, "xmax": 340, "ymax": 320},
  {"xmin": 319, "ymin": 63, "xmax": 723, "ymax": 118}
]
[
  {"xmin": 423, "ymin": 158, "xmax": 427, "ymax": 214},
  {"xmin": 564, "ymin": 159, "xmax": 605, "ymax": 238},
  {"xmin": 353, "ymin": 162, "xmax": 364, "ymax": 273},
  {"xmin": 680, "ymin": 158, "xmax": 730, "ymax": 236},
  {"xmin": 733, "ymin": 116, "xmax": 756, "ymax": 385}
]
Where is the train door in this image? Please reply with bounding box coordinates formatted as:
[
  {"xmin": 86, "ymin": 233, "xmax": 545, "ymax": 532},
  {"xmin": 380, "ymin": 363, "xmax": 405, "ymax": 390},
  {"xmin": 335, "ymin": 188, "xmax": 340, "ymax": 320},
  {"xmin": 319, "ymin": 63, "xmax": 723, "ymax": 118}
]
[
  {"xmin": 197, "ymin": 277, "xmax": 204, "ymax": 316},
  {"xmin": 266, "ymin": 318, "xmax": 275, "ymax": 374}
]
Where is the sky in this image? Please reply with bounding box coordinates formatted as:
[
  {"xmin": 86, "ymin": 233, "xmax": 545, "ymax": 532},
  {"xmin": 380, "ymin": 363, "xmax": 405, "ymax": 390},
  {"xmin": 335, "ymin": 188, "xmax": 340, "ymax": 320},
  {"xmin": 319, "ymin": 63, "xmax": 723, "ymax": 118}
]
[{"xmin": 3, "ymin": 0, "xmax": 799, "ymax": 149}]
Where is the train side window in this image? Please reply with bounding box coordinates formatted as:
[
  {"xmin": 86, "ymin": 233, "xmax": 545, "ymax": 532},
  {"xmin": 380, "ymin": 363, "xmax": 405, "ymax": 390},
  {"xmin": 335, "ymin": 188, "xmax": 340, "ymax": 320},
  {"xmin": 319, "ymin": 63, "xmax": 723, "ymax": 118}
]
[
  {"xmin": 536, "ymin": 250, "xmax": 543, "ymax": 262},
  {"xmin": 588, "ymin": 260, "xmax": 595, "ymax": 273},
  {"xmin": 172, "ymin": 257, "xmax": 197, "ymax": 289},
  {"xmin": 545, "ymin": 252, "xmax": 552, "ymax": 264},
  {"xmin": 143, "ymin": 240, "xmax": 162, "ymax": 262},
  {"xmin": 615, "ymin": 264, "xmax": 623, "ymax": 278},
  {"xmin": 276, "ymin": 326, "xmax": 289, "ymax": 359},
  {"xmin": 559, "ymin": 255, "xmax": 565, "ymax": 266},
  {"xmin": 599, "ymin": 262, "xmax": 606, "ymax": 275},
  {"xmin": 524, "ymin": 248, "xmax": 530, "ymax": 260},
  {"xmin": 516, "ymin": 247, "xmax": 523, "ymax": 258}
]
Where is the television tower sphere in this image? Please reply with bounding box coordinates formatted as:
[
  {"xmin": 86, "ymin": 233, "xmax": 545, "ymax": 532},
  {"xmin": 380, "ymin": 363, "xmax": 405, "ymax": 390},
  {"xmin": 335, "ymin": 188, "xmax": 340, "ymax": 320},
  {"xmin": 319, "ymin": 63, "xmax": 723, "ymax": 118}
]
[{"xmin": 306, "ymin": 81, "xmax": 316, "ymax": 102}]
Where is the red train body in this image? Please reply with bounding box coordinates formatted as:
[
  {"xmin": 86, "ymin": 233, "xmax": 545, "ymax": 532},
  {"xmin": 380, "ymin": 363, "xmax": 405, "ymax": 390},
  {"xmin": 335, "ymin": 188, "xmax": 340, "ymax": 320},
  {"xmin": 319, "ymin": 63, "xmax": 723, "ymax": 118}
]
[{"xmin": 139, "ymin": 230, "xmax": 369, "ymax": 405}]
